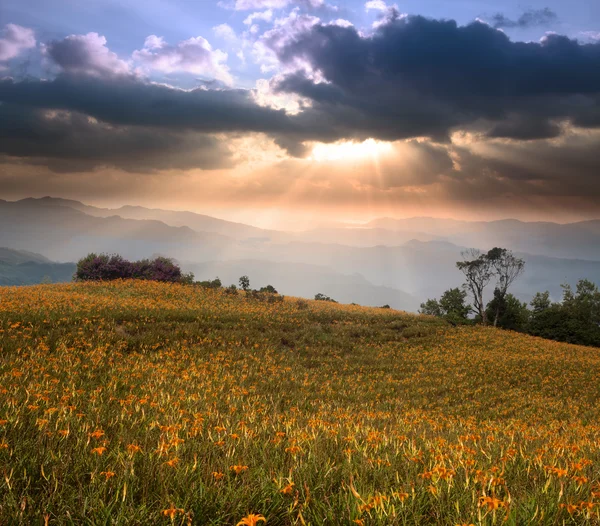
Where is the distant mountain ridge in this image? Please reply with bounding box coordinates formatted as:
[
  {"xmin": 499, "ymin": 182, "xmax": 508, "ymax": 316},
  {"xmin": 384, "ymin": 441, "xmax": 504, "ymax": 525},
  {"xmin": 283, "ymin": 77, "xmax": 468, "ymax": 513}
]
[
  {"xmin": 367, "ymin": 216, "xmax": 600, "ymax": 260},
  {"xmin": 1, "ymin": 196, "xmax": 599, "ymax": 309},
  {"xmin": 22, "ymin": 197, "xmax": 280, "ymax": 241},
  {"xmin": 0, "ymin": 247, "xmax": 75, "ymax": 285}
]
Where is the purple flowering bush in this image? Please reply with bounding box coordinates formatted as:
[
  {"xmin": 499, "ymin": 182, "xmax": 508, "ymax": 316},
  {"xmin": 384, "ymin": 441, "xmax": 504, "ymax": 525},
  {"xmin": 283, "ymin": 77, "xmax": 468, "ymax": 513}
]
[{"xmin": 74, "ymin": 253, "xmax": 193, "ymax": 283}]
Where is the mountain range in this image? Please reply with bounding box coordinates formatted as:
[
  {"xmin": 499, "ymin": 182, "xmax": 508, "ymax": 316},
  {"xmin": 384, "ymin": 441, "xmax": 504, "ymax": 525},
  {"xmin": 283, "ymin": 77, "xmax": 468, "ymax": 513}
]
[{"xmin": 1, "ymin": 196, "xmax": 598, "ymax": 309}]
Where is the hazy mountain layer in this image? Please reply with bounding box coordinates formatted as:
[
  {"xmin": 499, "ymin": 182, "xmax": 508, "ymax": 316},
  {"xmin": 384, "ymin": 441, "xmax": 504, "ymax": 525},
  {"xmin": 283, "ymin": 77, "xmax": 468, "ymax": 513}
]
[{"xmin": 1, "ymin": 197, "xmax": 599, "ymax": 309}]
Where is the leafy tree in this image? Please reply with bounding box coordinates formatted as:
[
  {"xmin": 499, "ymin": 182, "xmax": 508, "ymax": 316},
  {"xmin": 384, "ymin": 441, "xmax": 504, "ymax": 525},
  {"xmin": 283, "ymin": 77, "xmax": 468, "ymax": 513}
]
[
  {"xmin": 486, "ymin": 248, "xmax": 525, "ymax": 327},
  {"xmin": 528, "ymin": 280, "xmax": 600, "ymax": 346},
  {"xmin": 420, "ymin": 288, "xmax": 471, "ymax": 324},
  {"xmin": 419, "ymin": 298, "xmax": 443, "ymax": 317},
  {"xmin": 456, "ymin": 247, "xmax": 524, "ymax": 326},
  {"xmin": 439, "ymin": 288, "xmax": 471, "ymax": 323},
  {"xmin": 530, "ymin": 291, "xmax": 551, "ymax": 314},
  {"xmin": 485, "ymin": 292, "xmax": 529, "ymax": 332},
  {"xmin": 198, "ymin": 277, "xmax": 222, "ymax": 289},
  {"xmin": 259, "ymin": 285, "xmax": 278, "ymax": 294},
  {"xmin": 315, "ymin": 293, "xmax": 337, "ymax": 303},
  {"xmin": 239, "ymin": 275, "xmax": 250, "ymax": 291},
  {"xmin": 456, "ymin": 249, "xmax": 494, "ymax": 325}
]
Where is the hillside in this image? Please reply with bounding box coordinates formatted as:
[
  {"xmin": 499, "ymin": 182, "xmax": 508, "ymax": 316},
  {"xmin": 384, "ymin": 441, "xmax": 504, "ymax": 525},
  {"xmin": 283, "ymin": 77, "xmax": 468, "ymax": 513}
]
[
  {"xmin": 2, "ymin": 197, "xmax": 598, "ymax": 309},
  {"xmin": 1, "ymin": 281, "xmax": 599, "ymax": 524},
  {"xmin": 0, "ymin": 247, "xmax": 75, "ymax": 285},
  {"xmin": 0, "ymin": 199, "xmax": 230, "ymax": 262}
]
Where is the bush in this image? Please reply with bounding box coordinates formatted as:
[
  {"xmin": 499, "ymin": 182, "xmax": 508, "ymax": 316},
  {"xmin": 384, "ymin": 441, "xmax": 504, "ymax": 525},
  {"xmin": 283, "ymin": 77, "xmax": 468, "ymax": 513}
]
[
  {"xmin": 74, "ymin": 253, "xmax": 190, "ymax": 284},
  {"xmin": 224, "ymin": 284, "xmax": 238, "ymax": 295},
  {"xmin": 239, "ymin": 276, "xmax": 250, "ymax": 291},
  {"xmin": 315, "ymin": 293, "xmax": 337, "ymax": 303},
  {"xmin": 198, "ymin": 277, "xmax": 222, "ymax": 289},
  {"xmin": 246, "ymin": 289, "xmax": 284, "ymax": 303},
  {"xmin": 259, "ymin": 284, "xmax": 278, "ymax": 294}
]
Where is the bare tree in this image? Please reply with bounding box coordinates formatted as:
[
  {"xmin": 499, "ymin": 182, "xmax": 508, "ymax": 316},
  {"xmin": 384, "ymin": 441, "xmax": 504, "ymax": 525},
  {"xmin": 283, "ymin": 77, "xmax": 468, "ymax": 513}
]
[
  {"xmin": 486, "ymin": 248, "xmax": 526, "ymax": 326},
  {"xmin": 456, "ymin": 249, "xmax": 494, "ymax": 325}
]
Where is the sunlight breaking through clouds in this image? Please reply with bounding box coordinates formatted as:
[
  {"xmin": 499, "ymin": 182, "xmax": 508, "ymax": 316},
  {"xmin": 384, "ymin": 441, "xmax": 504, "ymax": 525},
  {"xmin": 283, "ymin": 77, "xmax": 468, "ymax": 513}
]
[{"xmin": 309, "ymin": 139, "xmax": 394, "ymax": 162}]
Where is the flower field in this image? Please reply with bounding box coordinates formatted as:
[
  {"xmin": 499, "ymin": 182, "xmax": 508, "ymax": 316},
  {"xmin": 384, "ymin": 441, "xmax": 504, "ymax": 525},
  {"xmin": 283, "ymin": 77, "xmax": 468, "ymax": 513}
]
[{"xmin": 1, "ymin": 280, "xmax": 600, "ymax": 525}]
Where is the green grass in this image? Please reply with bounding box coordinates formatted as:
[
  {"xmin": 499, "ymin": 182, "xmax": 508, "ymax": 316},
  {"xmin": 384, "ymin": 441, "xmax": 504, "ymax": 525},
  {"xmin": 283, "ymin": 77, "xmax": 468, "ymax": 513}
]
[{"xmin": 0, "ymin": 280, "xmax": 599, "ymax": 525}]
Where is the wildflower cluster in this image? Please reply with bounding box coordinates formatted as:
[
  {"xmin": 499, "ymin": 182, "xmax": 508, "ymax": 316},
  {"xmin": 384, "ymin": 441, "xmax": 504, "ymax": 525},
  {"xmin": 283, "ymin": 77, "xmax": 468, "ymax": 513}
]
[{"xmin": 0, "ymin": 280, "xmax": 599, "ymax": 524}]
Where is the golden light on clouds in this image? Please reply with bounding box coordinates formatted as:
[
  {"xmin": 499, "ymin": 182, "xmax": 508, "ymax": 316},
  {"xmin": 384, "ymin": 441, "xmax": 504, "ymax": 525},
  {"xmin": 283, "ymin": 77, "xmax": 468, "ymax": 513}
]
[{"xmin": 309, "ymin": 139, "xmax": 394, "ymax": 162}]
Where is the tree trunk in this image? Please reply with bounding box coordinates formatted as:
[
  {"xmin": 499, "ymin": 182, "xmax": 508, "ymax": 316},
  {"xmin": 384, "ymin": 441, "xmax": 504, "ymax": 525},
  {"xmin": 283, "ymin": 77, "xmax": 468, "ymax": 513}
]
[{"xmin": 479, "ymin": 292, "xmax": 487, "ymax": 325}]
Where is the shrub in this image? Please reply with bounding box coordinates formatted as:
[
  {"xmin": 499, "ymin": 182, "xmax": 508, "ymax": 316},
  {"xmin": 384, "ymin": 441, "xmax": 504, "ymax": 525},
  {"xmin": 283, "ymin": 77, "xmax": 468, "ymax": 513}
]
[
  {"xmin": 315, "ymin": 293, "xmax": 337, "ymax": 303},
  {"xmin": 198, "ymin": 277, "xmax": 222, "ymax": 289},
  {"xmin": 224, "ymin": 284, "xmax": 238, "ymax": 295},
  {"xmin": 259, "ymin": 284, "xmax": 278, "ymax": 294},
  {"xmin": 239, "ymin": 276, "xmax": 250, "ymax": 291},
  {"xmin": 75, "ymin": 253, "xmax": 190, "ymax": 284}
]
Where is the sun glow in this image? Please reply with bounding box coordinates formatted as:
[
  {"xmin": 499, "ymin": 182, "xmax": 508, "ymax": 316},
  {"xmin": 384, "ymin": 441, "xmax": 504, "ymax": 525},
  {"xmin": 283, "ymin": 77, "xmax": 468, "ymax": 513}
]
[{"xmin": 309, "ymin": 139, "xmax": 394, "ymax": 162}]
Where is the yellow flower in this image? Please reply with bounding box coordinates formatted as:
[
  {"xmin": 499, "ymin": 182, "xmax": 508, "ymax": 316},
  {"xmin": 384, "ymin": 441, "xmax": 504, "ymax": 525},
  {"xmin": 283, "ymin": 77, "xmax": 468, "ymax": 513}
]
[
  {"xmin": 280, "ymin": 482, "xmax": 295, "ymax": 495},
  {"xmin": 230, "ymin": 465, "xmax": 249, "ymax": 475},
  {"xmin": 91, "ymin": 447, "xmax": 106, "ymax": 455},
  {"xmin": 479, "ymin": 496, "xmax": 507, "ymax": 511},
  {"xmin": 89, "ymin": 429, "xmax": 105, "ymax": 439},
  {"xmin": 162, "ymin": 507, "xmax": 184, "ymax": 519},
  {"xmin": 100, "ymin": 471, "xmax": 115, "ymax": 480},
  {"xmin": 237, "ymin": 513, "xmax": 266, "ymax": 526},
  {"xmin": 164, "ymin": 457, "xmax": 179, "ymax": 467}
]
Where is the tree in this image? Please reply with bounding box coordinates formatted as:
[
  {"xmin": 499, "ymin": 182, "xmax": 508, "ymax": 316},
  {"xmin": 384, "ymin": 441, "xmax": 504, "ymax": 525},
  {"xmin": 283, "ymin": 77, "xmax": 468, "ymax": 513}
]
[
  {"xmin": 419, "ymin": 298, "xmax": 443, "ymax": 317},
  {"xmin": 439, "ymin": 288, "xmax": 471, "ymax": 323},
  {"xmin": 315, "ymin": 293, "xmax": 337, "ymax": 303},
  {"xmin": 259, "ymin": 284, "xmax": 278, "ymax": 294},
  {"xmin": 485, "ymin": 292, "xmax": 529, "ymax": 332},
  {"xmin": 239, "ymin": 275, "xmax": 250, "ymax": 291},
  {"xmin": 420, "ymin": 288, "xmax": 471, "ymax": 324},
  {"xmin": 528, "ymin": 280, "xmax": 600, "ymax": 347},
  {"xmin": 456, "ymin": 249, "xmax": 494, "ymax": 325},
  {"xmin": 486, "ymin": 248, "xmax": 525, "ymax": 327},
  {"xmin": 530, "ymin": 291, "xmax": 551, "ymax": 314}
]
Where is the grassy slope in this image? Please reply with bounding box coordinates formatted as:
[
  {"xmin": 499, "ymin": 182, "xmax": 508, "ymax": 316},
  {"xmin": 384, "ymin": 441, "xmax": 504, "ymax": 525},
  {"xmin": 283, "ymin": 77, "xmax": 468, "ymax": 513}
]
[{"xmin": 0, "ymin": 281, "xmax": 599, "ymax": 525}]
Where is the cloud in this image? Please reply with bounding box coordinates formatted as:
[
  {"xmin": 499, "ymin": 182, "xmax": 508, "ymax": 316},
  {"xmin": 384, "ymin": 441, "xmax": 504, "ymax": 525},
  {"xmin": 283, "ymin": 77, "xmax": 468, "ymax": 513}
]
[
  {"xmin": 365, "ymin": 0, "xmax": 388, "ymax": 12},
  {"xmin": 0, "ymin": 74, "xmax": 292, "ymax": 134},
  {"xmin": 268, "ymin": 16, "xmax": 600, "ymax": 145},
  {"xmin": 0, "ymin": 24, "xmax": 36, "ymax": 67},
  {"xmin": 255, "ymin": 9, "xmax": 321, "ymax": 73},
  {"xmin": 43, "ymin": 33, "xmax": 130, "ymax": 77},
  {"xmin": 133, "ymin": 35, "xmax": 232, "ymax": 85},
  {"xmin": 0, "ymin": 72, "xmax": 297, "ymax": 170},
  {"xmin": 490, "ymin": 8, "xmax": 557, "ymax": 29},
  {"xmin": 0, "ymin": 103, "xmax": 234, "ymax": 172},
  {"xmin": 2, "ymin": 15, "xmax": 600, "ymax": 170},
  {"xmin": 222, "ymin": 0, "xmax": 323, "ymax": 10},
  {"xmin": 213, "ymin": 24, "xmax": 238, "ymax": 43},
  {"xmin": 244, "ymin": 9, "xmax": 274, "ymax": 25},
  {"xmin": 579, "ymin": 31, "xmax": 600, "ymax": 42}
]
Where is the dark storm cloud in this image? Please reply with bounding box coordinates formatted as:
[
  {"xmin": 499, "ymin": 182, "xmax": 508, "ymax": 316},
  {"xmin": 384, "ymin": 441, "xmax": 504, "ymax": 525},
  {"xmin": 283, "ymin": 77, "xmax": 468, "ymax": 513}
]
[
  {"xmin": 1, "ymin": 15, "xmax": 600, "ymax": 169},
  {"xmin": 270, "ymin": 16, "xmax": 600, "ymax": 143},
  {"xmin": 491, "ymin": 8, "xmax": 557, "ymax": 29},
  {"xmin": 0, "ymin": 74, "xmax": 292, "ymax": 134},
  {"xmin": 0, "ymin": 103, "xmax": 233, "ymax": 172}
]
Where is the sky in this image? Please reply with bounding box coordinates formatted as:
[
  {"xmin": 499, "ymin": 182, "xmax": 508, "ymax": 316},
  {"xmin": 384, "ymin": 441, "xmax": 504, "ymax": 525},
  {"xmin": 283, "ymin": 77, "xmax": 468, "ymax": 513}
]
[{"xmin": 1, "ymin": 0, "xmax": 599, "ymax": 227}]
